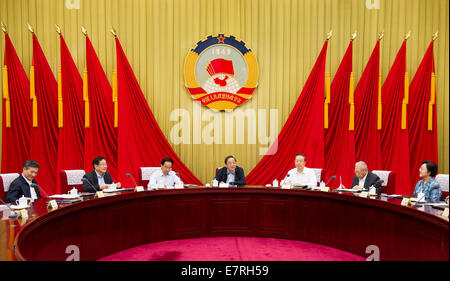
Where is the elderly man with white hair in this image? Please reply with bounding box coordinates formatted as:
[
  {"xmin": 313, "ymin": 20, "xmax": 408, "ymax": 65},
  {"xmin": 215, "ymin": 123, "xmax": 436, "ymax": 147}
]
[{"xmin": 351, "ymin": 161, "xmax": 382, "ymax": 194}]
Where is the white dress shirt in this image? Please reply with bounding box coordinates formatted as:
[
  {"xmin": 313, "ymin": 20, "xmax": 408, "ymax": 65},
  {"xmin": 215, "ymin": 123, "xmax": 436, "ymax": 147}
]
[
  {"xmin": 148, "ymin": 169, "xmax": 183, "ymax": 188},
  {"xmin": 226, "ymin": 169, "xmax": 237, "ymax": 187},
  {"xmin": 22, "ymin": 174, "xmax": 37, "ymax": 200},
  {"xmin": 95, "ymin": 171, "xmax": 106, "ymax": 186},
  {"xmin": 358, "ymin": 173, "xmax": 367, "ymax": 189},
  {"xmin": 281, "ymin": 167, "xmax": 317, "ymax": 188}
]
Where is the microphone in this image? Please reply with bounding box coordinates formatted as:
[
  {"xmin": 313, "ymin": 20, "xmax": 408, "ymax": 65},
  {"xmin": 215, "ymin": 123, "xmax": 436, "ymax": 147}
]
[
  {"xmin": 325, "ymin": 176, "xmax": 336, "ymax": 186},
  {"xmin": 81, "ymin": 178, "xmax": 99, "ymax": 192},
  {"xmin": 0, "ymin": 198, "xmax": 18, "ymax": 218},
  {"xmin": 281, "ymin": 174, "xmax": 290, "ymax": 185},
  {"xmin": 31, "ymin": 183, "xmax": 49, "ymax": 199},
  {"xmin": 126, "ymin": 173, "xmax": 138, "ymax": 188}
]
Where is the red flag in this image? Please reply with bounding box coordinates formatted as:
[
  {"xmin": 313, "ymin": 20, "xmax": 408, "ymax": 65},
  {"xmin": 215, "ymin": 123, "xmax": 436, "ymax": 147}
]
[
  {"xmin": 246, "ymin": 40, "xmax": 327, "ymax": 185},
  {"xmin": 115, "ymin": 37, "xmax": 202, "ymax": 186},
  {"xmin": 324, "ymin": 41, "xmax": 355, "ymax": 188},
  {"xmin": 2, "ymin": 33, "xmax": 32, "ymax": 173},
  {"xmin": 380, "ymin": 41, "xmax": 411, "ymax": 195},
  {"xmin": 84, "ymin": 37, "xmax": 118, "ymax": 179},
  {"xmin": 408, "ymin": 42, "xmax": 438, "ymax": 185},
  {"xmin": 55, "ymin": 35, "xmax": 85, "ymax": 193},
  {"xmin": 30, "ymin": 34, "xmax": 59, "ymax": 195},
  {"xmin": 354, "ymin": 41, "xmax": 382, "ymax": 170}
]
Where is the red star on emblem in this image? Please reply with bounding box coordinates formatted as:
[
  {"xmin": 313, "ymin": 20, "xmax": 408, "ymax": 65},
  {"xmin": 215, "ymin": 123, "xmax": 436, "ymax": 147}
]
[{"xmin": 218, "ymin": 35, "xmax": 224, "ymax": 43}]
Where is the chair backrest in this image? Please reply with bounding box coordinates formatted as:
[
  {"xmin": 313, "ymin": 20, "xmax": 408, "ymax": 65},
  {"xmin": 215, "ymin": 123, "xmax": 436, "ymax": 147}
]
[
  {"xmin": 435, "ymin": 174, "xmax": 449, "ymax": 199},
  {"xmin": 139, "ymin": 167, "xmax": 162, "ymax": 187},
  {"xmin": 0, "ymin": 173, "xmax": 20, "ymax": 201},
  {"xmin": 60, "ymin": 170, "xmax": 86, "ymax": 194},
  {"xmin": 371, "ymin": 170, "xmax": 396, "ymax": 194},
  {"xmin": 310, "ymin": 168, "xmax": 322, "ymax": 184}
]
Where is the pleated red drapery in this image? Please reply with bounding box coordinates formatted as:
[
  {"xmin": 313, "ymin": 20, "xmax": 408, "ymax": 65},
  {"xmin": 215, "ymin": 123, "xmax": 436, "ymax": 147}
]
[
  {"xmin": 84, "ymin": 36, "xmax": 118, "ymax": 180},
  {"xmin": 380, "ymin": 41, "xmax": 411, "ymax": 195},
  {"xmin": 115, "ymin": 37, "xmax": 202, "ymax": 186},
  {"xmin": 408, "ymin": 41, "xmax": 438, "ymax": 185},
  {"xmin": 246, "ymin": 40, "xmax": 328, "ymax": 185},
  {"xmin": 30, "ymin": 34, "xmax": 59, "ymax": 194},
  {"xmin": 2, "ymin": 33, "xmax": 32, "ymax": 173},
  {"xmin": 324, "ymin": 41, "xmax": 355, "ymax": 188},
  {"xmin": 354, "ymin": 41, "xmax": 382, "ymax": 171},
  {"xmin": 55, "ymin": 35, "xmax": 85, "ymax": 193}
]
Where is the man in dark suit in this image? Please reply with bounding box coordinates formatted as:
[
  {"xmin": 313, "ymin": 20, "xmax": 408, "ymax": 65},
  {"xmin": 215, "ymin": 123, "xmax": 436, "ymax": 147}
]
[
  {"xmin": 351, "ymin": 161, "xmax": 382, "ymax": 194},
  {"xmin": 5, "ymin": 160, "xmax": 42, "ymax": 203},
  {"xmin": 82, "ymin": 156, "xmax": 121, "ymax": 192},
  {"xmin": 215, "ymin": 155, "xmax": 246, "ymax": 187}
]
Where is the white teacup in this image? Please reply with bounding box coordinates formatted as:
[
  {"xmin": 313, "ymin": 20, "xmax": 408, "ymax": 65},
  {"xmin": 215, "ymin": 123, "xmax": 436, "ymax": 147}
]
[
  {"xmin": 69, "ymin": 188, "xmax": 78, "ymax": 196},
  {"xmin": 417, "ymin": 192, "xmax": 426, "ymax": 202},
  {"xmin": 15, "ymin": 196, "xmax": 31, "ymax": 208},
  {"xmin": 369, "ymin": 186, "xmax": 377, "ymax": 195}
]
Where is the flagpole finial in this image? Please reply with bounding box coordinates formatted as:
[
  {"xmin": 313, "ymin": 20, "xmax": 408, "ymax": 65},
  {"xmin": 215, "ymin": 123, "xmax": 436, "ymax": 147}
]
[
  {"xmin": 1, "ymin": 22, "xmax": 6, "ymax": 33},
  {"xmin": 81, "ymin": 26, "xmax": 87, "ymax": 36},
  {"xmin": 27, "ymin": 23, "xmax": 34, "ymax": 33},
  {"xmin": 351, "ymin": 30, "xmax": 357, "ymax": 41},
  {"xmin": 432, "ymin": 31, "xmax": 438, "ymax": 41},
  {"xmin": 378, "ymin": 31, "xmax": 384, "ymax": 40},
  {"xmin": 405, "ymin": 30, "xmax": 411, "ymax": 41},
  {"xmin": 56, "ymin": 24, "xmax": 61, "ymax": 35},
  {"xmin": 110, "ymin": 28, "xmax": 117, "ymax": 38},
  {"xmin": 326, "ymin": 30, "xmax": 333, "ymax": 40}
]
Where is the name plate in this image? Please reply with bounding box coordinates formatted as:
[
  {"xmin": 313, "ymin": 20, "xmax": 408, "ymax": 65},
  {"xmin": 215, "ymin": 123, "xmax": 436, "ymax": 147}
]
[
  {"xmin": 95, "ymin": 191, "xmax": 105, "ymax": 198},
  {"xmin": 47, "ymin": 200, "xmax": 58, "ymax": 210},
  {"xmin": 442, "ymin": 208, "xmax": 449, "ymax": 218},
  {"xmin": 360, "ymin": 192, "xmax": 370, "ymax": 198},
  {"xmin": 320, "ymin": 186, "xmax": 330, "ymax": 192},
  {"xmin": 134, "ymin": 186, "xmax": 145, "ymax": 192},
  {"xmin": 401, "ymin": 198, "xmax": 410, "ymax": 206},
  {"xmin": 18, "ymin": 209, "xmax": 28, "ymax": 219},
  {"xmin": 174, "ymin": 183, "xmax": 184, "ymax": 189},
  {"xmin": 281, "ymin": 184, "xmax": 291, "ymax": 189}
]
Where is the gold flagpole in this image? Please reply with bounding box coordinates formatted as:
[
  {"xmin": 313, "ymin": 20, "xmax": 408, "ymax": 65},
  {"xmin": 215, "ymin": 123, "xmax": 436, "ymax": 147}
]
[
  {"xmin": 58, "ymin": 67, "xmax": 63, "ymax": 128},
  {"xmin": 3, "ymin": 65, "xmax": 11, "ymax": 127}
]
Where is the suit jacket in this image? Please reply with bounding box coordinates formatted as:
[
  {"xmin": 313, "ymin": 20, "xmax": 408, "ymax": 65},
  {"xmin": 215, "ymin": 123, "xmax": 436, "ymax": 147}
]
[
  {"xmin": 82, "ymin": 170, "xmax": 114, "ymax": 192},
  {"xmin": 215, "ymin": 166, "xmax": 246, "ymax": 186},
  {"xmin": 5, "ymin": 175, "xmax": 41, "ymax": 203},
  {"xmin": 351, "ymin": 171, "xmax": 382, "ymax": 194}
]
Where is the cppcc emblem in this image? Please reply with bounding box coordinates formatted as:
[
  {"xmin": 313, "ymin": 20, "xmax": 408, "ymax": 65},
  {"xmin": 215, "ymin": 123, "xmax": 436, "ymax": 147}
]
[{"xmin": 184, "ymin": 34, "xmax": 258, "ymax": 111}]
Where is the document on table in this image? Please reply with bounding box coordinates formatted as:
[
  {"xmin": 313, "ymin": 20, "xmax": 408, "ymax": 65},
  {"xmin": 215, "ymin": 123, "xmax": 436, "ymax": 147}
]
[{"xmin": 424, "ymin": 202, "xmax": 449, "ymax": 207}]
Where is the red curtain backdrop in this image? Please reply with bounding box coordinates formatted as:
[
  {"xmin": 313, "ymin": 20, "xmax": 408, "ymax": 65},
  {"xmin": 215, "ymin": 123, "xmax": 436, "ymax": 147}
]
[
  {"xmin": 324, "ymin": 41, "xmax": 355, "ymax": 188},
  {"xmin": 246, "ymin": 40, "xmax": 328, "ymax": 185},
  {"xmin": 55, "ymin": 35, "xmax": 85, "ymax": 193},
  {"xmin": 380, "ymin": 41, "xmax": 411, "ymax": 195},
  {"xmin": 84, "ymin": 36, "xmax": 118, "ymax": 179},
  {"xmin": 354, "ymin": 41, "xmax": 382, "ymax": 170},
  {"xmin": 30, "ymin": 34, "xmax": 59, "ymax": 194},
  {"xmin": 115, "ymin": 38, "xmax": 202, "ymax": 186},
  {"xmin": 408, "ymin": 41, "xmax": 438, "ymax": 185},
  {"xmin": 2, "ymin": 33, "xmax": 32, "ymax": 173}
]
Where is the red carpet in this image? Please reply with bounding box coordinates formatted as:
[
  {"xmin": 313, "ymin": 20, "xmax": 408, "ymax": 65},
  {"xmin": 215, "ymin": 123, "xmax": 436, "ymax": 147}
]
[{"xmin": 98, "ymin": 237, "xmax": 365, "ymax": 261}]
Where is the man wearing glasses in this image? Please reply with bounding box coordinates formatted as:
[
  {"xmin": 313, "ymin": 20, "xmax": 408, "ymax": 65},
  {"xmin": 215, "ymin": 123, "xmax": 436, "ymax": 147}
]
[
  {"xmin": 147, "ymin": 158, "xmax": 183, "ymax": 189},
  {"xmin": 82, "ymin": 156, "xmax": 121, "ymax": 192}
]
